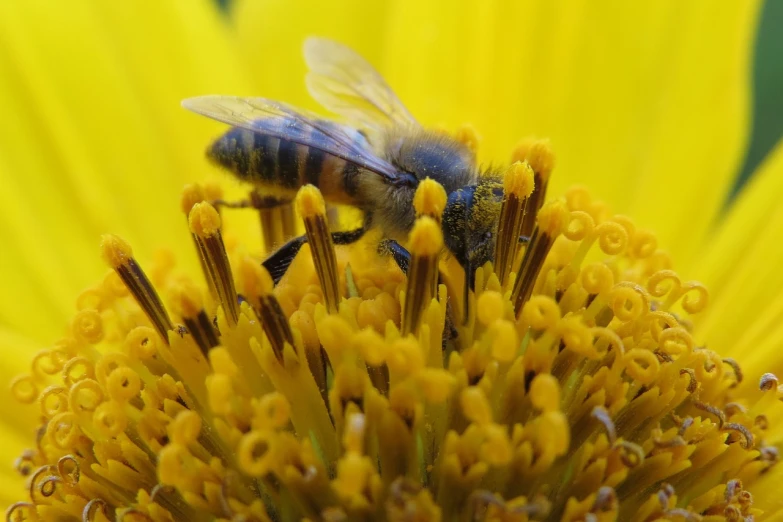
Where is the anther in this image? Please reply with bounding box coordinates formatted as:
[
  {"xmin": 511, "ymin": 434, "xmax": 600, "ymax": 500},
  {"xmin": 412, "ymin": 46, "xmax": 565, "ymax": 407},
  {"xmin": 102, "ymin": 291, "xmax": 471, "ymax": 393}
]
[
  {"xmin": 454, "ymin": 124, "xmax": 480, "ymax": 156},
  {"xmin": 100, "ymin": 234, "xmax": 174, "ymax": 342},
  {"xmin": 181, "ymin": 184, "xmax": 218, "ymax": 301},
  {"xmin": 296, "ymin": 185, "xmax": 340, "ymax": 313},
  {"xmin": 189, "ymin": 202, "xmax": 239, "ymax": 327},
  {"xmin": 413, "ymin": 178, "xmax": 447, "ymax": 222},
  {"xmin": 412, "ymin": 180, "xmax": 447, "ymax": 298},
  {"xmin": 512, "ymin": 138, "xmax": 555, "ymax": 238},
  {"xmin": 511, "ymin": 200, "xmax": 569, "ymax": 316},
  {"xmin": 238, "ymin": 258, "xmax": 294, "ymax": 361},
  {"xmin": 402, "ymin": 217, "xmax": 443, "ymax": 336},
  {"xmin": 494, "ymin": 161, "xmax": 535, "ymax": 286},
  {"xmin": 170, "ymin": 282, "xmax": 219, "ymax": 355}
]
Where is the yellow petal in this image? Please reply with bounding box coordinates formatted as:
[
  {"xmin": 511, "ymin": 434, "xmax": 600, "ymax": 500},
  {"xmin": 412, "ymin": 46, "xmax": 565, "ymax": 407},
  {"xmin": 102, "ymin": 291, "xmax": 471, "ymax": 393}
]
[
  {"xmin": 0, "ymin": 0, "xmax": 253, "ymax": 343},
  {"xmin": 381, "ymin": 0, "xmax": 760, "ymax": 271},
  {"xmin": 232, "ymin": 0, "xmax": 391, "ymax": 110},
  {"xmin": 694, "ymin": 139, "xmax": 783, "ymax": 380},
  {"xmin": 232, "ymin": 0, "xmax": 760, "ymax": 270}
]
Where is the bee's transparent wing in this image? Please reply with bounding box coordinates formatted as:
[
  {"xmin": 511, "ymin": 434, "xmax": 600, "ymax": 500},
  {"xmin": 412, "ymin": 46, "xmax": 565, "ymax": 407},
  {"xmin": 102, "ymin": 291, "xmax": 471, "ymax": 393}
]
[
  {"xmin": 304, "ymin": 37, "xmax": 418, "ymax": 134},
  {"xmin": 182, "ymin": 95, "xmax": 404, "ymax": 182}
]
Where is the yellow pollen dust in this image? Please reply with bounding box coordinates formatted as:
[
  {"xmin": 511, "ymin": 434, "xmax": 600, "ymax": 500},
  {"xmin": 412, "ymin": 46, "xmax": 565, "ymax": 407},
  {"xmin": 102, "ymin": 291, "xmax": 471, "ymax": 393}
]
[
  {"xmin": 512, "ymin": 137, "xmax": 555, "ymax": 180},
  {"xmin": 180, "ymin": 183, "xmax": 206, "ymax": 215},
  {"xmin": 188, "ymin": 201, "xmax": 222, "ymax": 237},
  {"xmin": 99, "ymin": 233, "xmax": 133, "ymax": 268},
  {"xmin": 238, "ymin": 256, "xmax": 275, "ymax": 297},
  {"xmin": 454, "ymin": 123, "xmax": 480, "ymax": 155},
  {"xmin": 7, "ymin": 135, "xmax": 780, "ymax": 522},
  {"xmin": 536, "ymin": 199, "xmax": 569, "ymax": 236},
  {"xmin": 503, "ymin": 160, "xmax": 535, "ymax": 198},
  {"xmin": 295, "ymin": 183, "xmax": 327, "ymax": 218},
  {"xmin": 169, "ymin": 280, "xmax": 203, "ymax": 319},
  {"xmin": 413, "ymin": 178, "xmax": 448, "ymax": 219},
  {"xmin": 408, "ymin": 216, "xmax": 443, "ymax": 256}
]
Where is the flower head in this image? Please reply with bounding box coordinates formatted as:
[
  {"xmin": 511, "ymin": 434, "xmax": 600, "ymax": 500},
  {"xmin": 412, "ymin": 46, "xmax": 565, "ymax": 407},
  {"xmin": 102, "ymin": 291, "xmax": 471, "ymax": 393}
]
[
  {"xmin": 3, "ymin": 1, "xmax": 783, "ymax": 520},
  {"xmin": 8, "ymin": 124, "xmax": 783, "ymax": 520}
]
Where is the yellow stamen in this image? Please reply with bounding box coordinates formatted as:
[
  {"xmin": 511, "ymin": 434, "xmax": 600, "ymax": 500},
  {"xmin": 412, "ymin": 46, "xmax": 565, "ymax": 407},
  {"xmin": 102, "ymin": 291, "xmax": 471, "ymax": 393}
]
[
  {"xmin": 511, "ymin": 200, "xmax": 569, "ymax": 316},
  {"xmin": 493, "ymin": 161, "xmax": 535, "ymax": 286},
  {"xmin": 402, "ymin": 216, "xmax": 443, "ymax": 336},
  {"xmin": 170, "ymin": 281, "xmax": 219, "ymax": 355},
  {"xmin": 181, "ymin": 184, "xmax": 218, "ymax": 302},
  {"xmin": 413, "ymin": 178, "xmax": 448, "ymax": 222},
  {"xmin": 189, "ymin": 201, "xmax": 239, "ymax": 327},
  {"xmin": 10, "ymin": 126, "xmax": 779, "ymax": 521},
  {"xmin": 100, "ymin": 234, "xmax": 175, "ymax": 341},
  {"xmin": 237, "ymin": 257, "xmax": 294, "ymax": 362},
  {"xmin": 512, "ymin": 138, "xmax": 555, "ymax": 238},
  {"xmin": 454, "ymin": 124, "xmax": 480, "ymax": 156},
  {"xmin": 296, "ymin": 185, "xmax": 340, "ymax": 313}
]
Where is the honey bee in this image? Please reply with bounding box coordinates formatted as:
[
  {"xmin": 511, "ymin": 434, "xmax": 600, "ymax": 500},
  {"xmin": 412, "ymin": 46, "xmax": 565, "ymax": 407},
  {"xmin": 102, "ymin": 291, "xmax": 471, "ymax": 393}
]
[{"xmin": 183, "ymin": 37, "xmax": 505, "ymax": 295}]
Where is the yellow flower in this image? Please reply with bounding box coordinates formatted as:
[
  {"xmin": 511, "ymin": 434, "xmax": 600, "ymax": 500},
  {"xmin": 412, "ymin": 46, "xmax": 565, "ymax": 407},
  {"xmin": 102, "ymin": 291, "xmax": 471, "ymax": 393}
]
[{"xmin": 3, "ymin": 0, "xmax": 783, "ymax": 520}]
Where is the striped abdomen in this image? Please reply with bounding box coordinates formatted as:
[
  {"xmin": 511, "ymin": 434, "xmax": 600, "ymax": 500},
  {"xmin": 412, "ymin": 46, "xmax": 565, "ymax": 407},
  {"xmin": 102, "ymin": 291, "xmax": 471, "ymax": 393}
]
[{"xmin": 207, "ymin": 118, "xmax": 366, "ymax": 204}]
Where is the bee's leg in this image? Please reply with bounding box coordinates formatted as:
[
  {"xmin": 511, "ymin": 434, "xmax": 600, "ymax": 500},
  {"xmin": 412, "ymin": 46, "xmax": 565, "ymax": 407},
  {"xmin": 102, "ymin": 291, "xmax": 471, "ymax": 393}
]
[
  {"xmin": 210, "ymin": 199, "xmax": 254, "ymax": 210},
  {"xmin": 263, "ymin": 226, "xmax": 368, "ymax": 284},
  {"xmin": 262, "ymin": 235, "xmax": 309, "ymax": 284},
  {"xmin": 211, "ymin": 192, "xmax": 291, "ymax": 211},
  {"xmin": 332, "ymin": 227, "xmax": 367, "ymax": 245},
  {"xmin": 463, "ymin": 261, "xmax": 475, "ymax": 325},
  {"xmin": 378, "ymin": 239, "xmax": 411, "ymax": 274}
]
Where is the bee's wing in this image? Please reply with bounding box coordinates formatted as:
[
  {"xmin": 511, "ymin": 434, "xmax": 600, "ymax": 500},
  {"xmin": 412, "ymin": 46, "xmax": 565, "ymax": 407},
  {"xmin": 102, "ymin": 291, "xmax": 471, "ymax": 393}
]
[
  {"xmin": 304, "ymin": 37, "xmax": 418, "ymax": 134},
  {"xmin": 182, "ymin": 95, "xmax": 403, "ymax": 182}
]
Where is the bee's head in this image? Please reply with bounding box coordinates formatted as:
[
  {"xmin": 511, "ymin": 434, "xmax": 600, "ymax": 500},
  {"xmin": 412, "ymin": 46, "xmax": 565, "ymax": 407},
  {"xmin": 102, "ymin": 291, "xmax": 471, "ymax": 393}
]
[{"xmin": 441, "ymin": 177, "xmax": 504, "ymax": 285}]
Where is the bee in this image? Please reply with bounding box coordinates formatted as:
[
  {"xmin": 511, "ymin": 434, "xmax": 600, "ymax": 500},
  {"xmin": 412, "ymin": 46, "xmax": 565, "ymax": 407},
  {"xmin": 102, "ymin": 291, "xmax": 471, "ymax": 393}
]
[{"xmin": 183, "ymin": 38, "xmax": 505, "ymax": 298}]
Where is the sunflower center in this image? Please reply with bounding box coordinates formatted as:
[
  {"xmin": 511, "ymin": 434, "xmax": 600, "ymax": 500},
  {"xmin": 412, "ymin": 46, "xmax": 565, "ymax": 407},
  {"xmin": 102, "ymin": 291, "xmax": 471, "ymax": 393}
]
[{"xmin": 7, "ymin": 137, "xmax": 783, "ymax": 522}]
